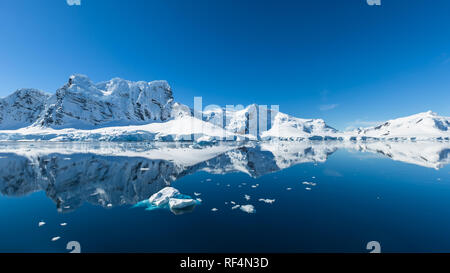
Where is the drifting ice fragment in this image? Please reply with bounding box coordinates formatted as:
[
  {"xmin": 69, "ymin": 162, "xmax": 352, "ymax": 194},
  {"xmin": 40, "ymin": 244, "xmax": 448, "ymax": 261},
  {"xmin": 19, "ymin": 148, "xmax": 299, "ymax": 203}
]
[
  {"xmin": 138, "ymin": 187, "xmax": 201, "ymax": 214},
  {"xmin": 258, "ymin": 199, "xmax": 275, "ymax": 204},
  {"xmin": 148, "ymin": 187, "xmax": 180, "ymax": 206},
  {"xmin": 211, "ymin": 208, "xmax": 218, "ymax": 212},
  {"xmin": 194, "ymin": 192, "xmax": 201, "ymax": 196},
  {"xmin": 286, "ymin": 187, "xmax": 292, "ymax": 191},
  {"xmin": 240, "ymin": 205, "xmax": 255, "ymax": 214},
  {"xmin": 38, "ymin": 221, "xmax": 45, "ymax": 227},
  {"xmin": 51, "ymin": 236, "xmax": 61, "ymax": 242},
  {"xmin": 244, "ymin": 195, "xmax": 251, "ymax": 201},
  {"xmin": 232, "ymin": 205, "xmax": 240, "ymax": 210},
  {"xmin": 60, "ymin": 223, "xmax": 67, "ymax": 226}
]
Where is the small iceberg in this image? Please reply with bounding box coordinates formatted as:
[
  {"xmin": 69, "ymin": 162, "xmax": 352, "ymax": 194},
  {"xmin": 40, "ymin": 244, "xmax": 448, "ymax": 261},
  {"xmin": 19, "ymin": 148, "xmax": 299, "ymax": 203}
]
[
  {"xmin": 38, "ymin": 221, "xmax": 46, "ymax": 227},
  {"xmin": 135, "ymin": 186, "xmax": 200, "ymax": 215},
  {"xmin": 244, "ymin": 194, "xmax": 251, "ymax": 201},
  {"xmin": 258, "ymin": 198, "xmax": 275, "ymax": 204},
  {"xmin": 51, "ymin": 236, "xmax": 61, "ymax": 242},
  {"xmin": 240, "ymin": 204, "xmax": 255, "ymax": 214}
]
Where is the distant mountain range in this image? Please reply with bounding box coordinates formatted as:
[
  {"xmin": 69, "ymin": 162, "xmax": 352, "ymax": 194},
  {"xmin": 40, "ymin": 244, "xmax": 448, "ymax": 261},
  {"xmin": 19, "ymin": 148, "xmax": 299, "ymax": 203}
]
[{"xmin": 0, "ymin": 74, "xmax": 448, "ymax": 141}]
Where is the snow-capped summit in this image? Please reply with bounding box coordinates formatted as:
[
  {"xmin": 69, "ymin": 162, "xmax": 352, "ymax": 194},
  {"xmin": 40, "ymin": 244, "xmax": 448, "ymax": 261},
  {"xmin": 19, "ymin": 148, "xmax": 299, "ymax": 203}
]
[
  {"xmin": 261, "ymin": 111, "xmax": 338, "ymax": 140},
  {"xmin": 348, "ymin": 111, "xmax": 449, "ymax": 140},
  {"xmin": 0, "ymin": 88, "xmax": 50, "ymax": 129},
  {"xmin": 201, "ymin": 104, "xmax": 337, "ymax": 140},
  {"xmin": 35, "ymin": 74, "xmax": 174, "ymax": 128}
]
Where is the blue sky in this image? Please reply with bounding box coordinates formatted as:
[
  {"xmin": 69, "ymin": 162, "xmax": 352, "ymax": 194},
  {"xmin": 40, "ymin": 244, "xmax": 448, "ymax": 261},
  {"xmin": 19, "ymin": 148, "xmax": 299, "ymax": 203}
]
[{"xmin": 0, "ymin": 0, "xmax": 449, "ymax": 130}]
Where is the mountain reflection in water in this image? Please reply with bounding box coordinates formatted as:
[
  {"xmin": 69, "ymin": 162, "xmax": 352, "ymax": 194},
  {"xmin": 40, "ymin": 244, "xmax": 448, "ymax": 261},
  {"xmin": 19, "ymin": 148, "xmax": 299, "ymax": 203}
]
[{"xmin": 0, "ymin": 141, "xmax": 448, "ymax": 213}]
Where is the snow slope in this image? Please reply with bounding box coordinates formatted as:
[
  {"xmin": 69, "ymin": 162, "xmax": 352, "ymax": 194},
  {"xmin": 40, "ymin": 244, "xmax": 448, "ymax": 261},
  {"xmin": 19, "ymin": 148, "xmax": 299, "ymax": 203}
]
[{"xmin": 345, "ymin": 111, "xmax": 450, "ymax": 140}]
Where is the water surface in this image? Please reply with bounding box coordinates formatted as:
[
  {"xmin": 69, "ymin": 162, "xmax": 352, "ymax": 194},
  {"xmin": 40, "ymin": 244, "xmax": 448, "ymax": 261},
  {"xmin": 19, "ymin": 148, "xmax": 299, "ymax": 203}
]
[{"xmin": 0, "ymin": 141, "xmax": 449, "ymax": 253}]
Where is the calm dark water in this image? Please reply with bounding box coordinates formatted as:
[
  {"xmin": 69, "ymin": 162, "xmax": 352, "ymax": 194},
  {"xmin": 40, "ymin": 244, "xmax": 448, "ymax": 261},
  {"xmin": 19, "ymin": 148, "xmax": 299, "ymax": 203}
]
[{"xmin": 0, "ymin": 141, "xmax": 449, "ymax": 253}]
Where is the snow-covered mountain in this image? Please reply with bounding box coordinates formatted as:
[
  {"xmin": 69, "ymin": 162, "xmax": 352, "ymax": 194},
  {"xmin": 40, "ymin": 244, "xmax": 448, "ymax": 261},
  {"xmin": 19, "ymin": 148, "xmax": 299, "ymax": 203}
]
[
  {"xmin": 346, "ymin": 111, "xmax": 450, "ymax": 140},
  {"xmin": 34, "ymin": 74, "xmax": 174, "ymax": 129},
  {"xmin": 0, "ymin": 88, "xmax": 50, "ymax": 129},
  {"xmin": 201, "ymin": 104, "xmax": 338, "ymax": 140},
  {"xmin": 0, "ymin": 74, "xmax": 448, "ymax": 141}
]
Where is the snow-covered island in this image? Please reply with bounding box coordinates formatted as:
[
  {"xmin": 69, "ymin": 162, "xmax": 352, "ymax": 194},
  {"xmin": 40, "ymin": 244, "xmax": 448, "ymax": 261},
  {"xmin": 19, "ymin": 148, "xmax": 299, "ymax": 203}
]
[{"xmin": 0, "ymin": 74, "xmax": 448, "ymax": 142}]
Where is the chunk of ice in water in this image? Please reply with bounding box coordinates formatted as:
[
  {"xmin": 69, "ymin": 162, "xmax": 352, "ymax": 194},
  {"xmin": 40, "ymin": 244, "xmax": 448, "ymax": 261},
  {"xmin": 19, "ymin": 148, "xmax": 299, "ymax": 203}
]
[
  {"xmin": 38, "ymin": 221, "xmax": 45, "ymax": 227},
  {"xmin": 240, "ymin": 205, "xmax": 255, "ymax": 214},
  {"xmin": 51, "ymin": 236, "xmax": 61, "ymax": 242},
  {"xmin": 148, "ymin": 187, "xmax": 180, "ymax": 206},
  {"xmin": 258, "ymin": 198, "xmax": 275, "ymax": 204}
]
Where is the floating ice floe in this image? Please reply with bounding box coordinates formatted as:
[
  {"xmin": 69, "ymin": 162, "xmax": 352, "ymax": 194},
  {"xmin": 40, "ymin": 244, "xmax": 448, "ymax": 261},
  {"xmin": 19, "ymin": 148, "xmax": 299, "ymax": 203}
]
[
  {"xmin": 230, "ymin": 201, "xmax": 236, "ymax": 205},
  {"xmin": 286, "ymin": 187, "xmax": 292, "ymax": 191},
  {"xmin": 244, "ymin": 195, "xmax": 251, "ymax": 201},
  {"xmin": 240, "ymin": 205, "xmax": 255, "ymax": 214},
  {"xmin": 134, "ymin": 187, "xmax": 200, "ymax": 214},
  {"xmin": 51, "ymin": 236, "xmax": 61, "ymax": 242},
  {"xmin": 305, "ymin": 187, "xmax": 311, "ymax": 191},
  {"xmin": 38, "ymin": 221, "xmax": 46, "ymax": 227},
  {"xmin": 231, "ymin": 204, "xmax": 240, "ymax": 210},
  {"xmin": 251, "ymin": 184, "xmax": 259, "ymax": 188},
  {"xmin": 206, "ymin": 178, "xmax": 212, "ymax": 182},
  {"xmin": 211, "ymin": 208, "xmax": 218, "ymax": 212},
  {"xmin": 302, "ymin": 181, "xmax": 317, "ymax": 186},
  {"xmin": 258, "ymin": 198, "xmax": 275, "ymax": 204},
  {"xmin": 148, "ymin": 187, "xmax": 180, "ymax": 206},
  {"xmin": 194, "ymin": 192, "xmax": 201, "ymax": 196},
  {"xmin": 60, "ymin": 223, "xmax": 67, "ymax": 226},
  {"xmin": 140, "ymin": 167, "xmax": 150, "ymax": 171}
]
